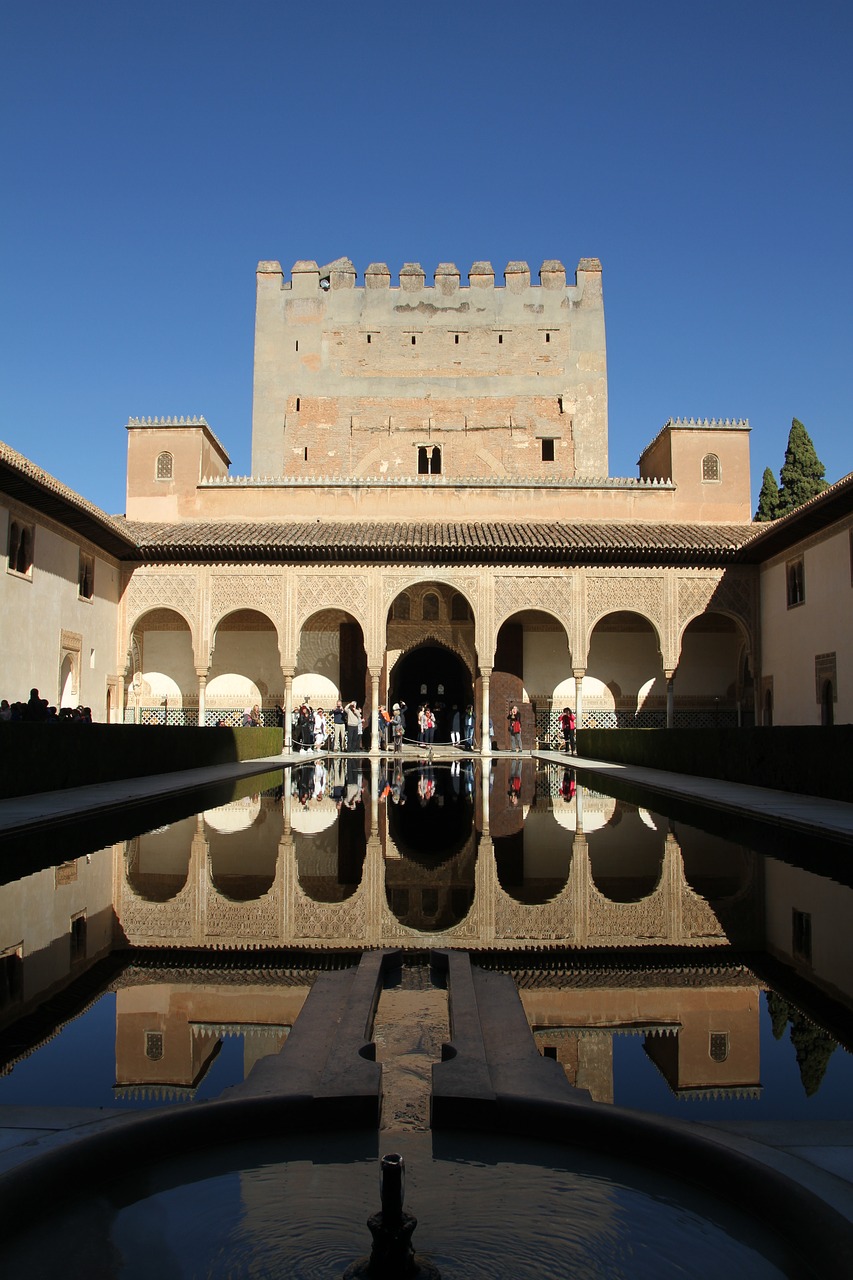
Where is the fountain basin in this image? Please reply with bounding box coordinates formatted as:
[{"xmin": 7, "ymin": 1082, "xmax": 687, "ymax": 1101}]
[{"xmin": 1, "ymin": 1088, "xmax": 850, "ymax": 1278}]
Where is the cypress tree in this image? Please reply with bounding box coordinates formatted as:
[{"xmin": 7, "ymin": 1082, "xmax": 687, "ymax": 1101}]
[
  {"xmin": 755, "ymin": 467, "xmax": 781, "ymax": 521},
  {"xmin": 777, "ymin": 418, "xmax": 829, "ymax": 514}
]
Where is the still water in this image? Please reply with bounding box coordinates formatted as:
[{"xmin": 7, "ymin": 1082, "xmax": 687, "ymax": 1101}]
[{"xmin": 0, "ymin": 755, "xmax": 851, "ymax": 1125}]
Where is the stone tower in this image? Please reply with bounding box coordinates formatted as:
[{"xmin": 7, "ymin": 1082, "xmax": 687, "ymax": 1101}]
[{"xmin": 250, "ymin": 257, "xmax": 608, "ymax": 484}]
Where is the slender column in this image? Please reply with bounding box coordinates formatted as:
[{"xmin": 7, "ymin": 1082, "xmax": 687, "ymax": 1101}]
[
  {"xmin": 480, "ymin": 666, "xmax": 492, "ymax": 756},
  {"xmin": 283, "ymin": 670, "xmax": 294, "ymax": 751},
  {"xmin": 369, "ymin": 756, "xmax": 380, "ymax": 834},
  {"xmin": 665, "ymin": 671, "xmax": 675, "ymax": 729},
  {"xmin": 369, "ymin": 669, "xmax": 381, "ymax": 755},
  {"xmin": 481, "ymin": 761, "xmax": 491, "ymax": 833},
  {"xmin": 195, "ymin": 668, "xmax": 208, "ymax": 727},
  {"xmin": 573, "ymin": 670, "xmax": 585, "ymax": 731}
]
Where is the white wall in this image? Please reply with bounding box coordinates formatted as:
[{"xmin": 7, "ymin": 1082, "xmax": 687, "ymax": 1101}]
[
  {"xmin": 1, "ymin": 503, "xmax": 121, "ymax": 720},
  {"xmin": 760, "ymin": 521, "xmax": 853, "ymax": 724}
]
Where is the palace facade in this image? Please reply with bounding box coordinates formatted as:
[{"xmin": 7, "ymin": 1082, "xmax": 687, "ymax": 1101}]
[{"xmin": 2, "ymin": 255, "xmax": 850, "ymax": 735}]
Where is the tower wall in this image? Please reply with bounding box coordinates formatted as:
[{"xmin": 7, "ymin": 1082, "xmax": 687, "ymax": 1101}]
[{"xmin": 251, "ymin": 257, "xmax": 608, "ymax": 484}]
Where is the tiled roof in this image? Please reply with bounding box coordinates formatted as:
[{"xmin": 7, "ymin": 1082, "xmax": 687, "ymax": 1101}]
[
  {"xmin": 0, "ymin": 440, "xmax": 136, "ymax": 558},
  {"xmin": 119, "ymin": 518, "xmax": 756, "ymax": 566}
]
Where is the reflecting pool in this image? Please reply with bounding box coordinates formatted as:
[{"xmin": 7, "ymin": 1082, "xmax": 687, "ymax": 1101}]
[{"xmin": 1, "ymin": 756, "xmax": 851, "ymax": 1125}]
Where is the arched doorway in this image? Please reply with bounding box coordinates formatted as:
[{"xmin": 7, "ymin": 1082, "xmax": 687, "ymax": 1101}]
[{"xmin": 389, "ymin": 642, "xmax": 473, "ymax": 745}]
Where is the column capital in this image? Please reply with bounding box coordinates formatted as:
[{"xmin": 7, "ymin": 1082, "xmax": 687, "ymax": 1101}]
[
  {"xmin": 194, "ymin": 666, "xmax": 209, "ymax": 679},
  {"xmin": 281, "ymin": 665, "xmax": 296, "ymax": 679},
  {"xmin": 479, "ymin": 665, "xmax": 493, "ymax": 679},
  {"xmin": 572, "ymin": 668, "xmax": 586, "ymax": 680}
]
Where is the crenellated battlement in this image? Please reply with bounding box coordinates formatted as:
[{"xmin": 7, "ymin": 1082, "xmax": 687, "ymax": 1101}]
[
  {"xmin": 127, "ymin": 416, "xmax": 209, "ymax": 427},
  {"xmin": 664, "ymin": 417, "xmax": 750, "ymax": 431},
  {"xmin": 257, "ymin": 257, "xmax": 600, "ymax": 294}
]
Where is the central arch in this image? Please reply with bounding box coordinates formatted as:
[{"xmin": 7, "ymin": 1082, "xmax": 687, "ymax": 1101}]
[{"xmin": 389, "ymin": 642, "xmax": 473, "ymax": 744}]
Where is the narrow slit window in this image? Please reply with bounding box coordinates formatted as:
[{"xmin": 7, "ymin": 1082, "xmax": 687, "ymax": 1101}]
[
  {"xmin": 411, "ymin": 334, "xmax": 416, "ymax": 345},
  {"xmin": 367, "ymin": 333, "xmax": 372, "ymax": 343},
  {"xmin": 454, "ymin": 333, "xmax": 459, "ymax": 345},
  {"xmin": 295, "ymin": 397, "xmax": 301, "ymax": 412},
  {"xmin": 498, "ymin": 333, "xmax": 503, "ymax": 345},
  {"xmin": 545, "ymin": 331, "xmax": 551, "ymax": 343},
  {"xmin": 295, "ymin": 340, "xmax": 299, "ymax": 351},
  {"xmin": 303, "ymin": 447, "xmax": 308, "ymax": 462}
]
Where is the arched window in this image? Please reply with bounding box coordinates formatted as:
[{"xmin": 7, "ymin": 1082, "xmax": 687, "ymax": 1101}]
[
  {"xmin": 156, "ymin": 451, "xmax": 173, "ymax": 480},
  {"xmin": 8, "ymin": 521, "xmax": 33, "ymax": 576},
  {"xmin": 78, "ymin": 552, "xmax": 94, "ymax": 600},
  {"xmin": 702, "ymin": 453, "xmax": 721, "ymax": 482},
  {"xmin": 422, "ymin": 592, "xmax": 439, "ymax": 621},
  {"xmin": 787, "ymin": 558, "xmax": 805, "ymax": 608},
  {"xmin": 451, "ymin": 592, "xmax": 471, "ymax": 621}
]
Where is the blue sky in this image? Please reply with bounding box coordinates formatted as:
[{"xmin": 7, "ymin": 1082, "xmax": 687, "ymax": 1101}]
[{"xmin": 1, "ymin": 0, "xmax": 850, "ymax": 516}]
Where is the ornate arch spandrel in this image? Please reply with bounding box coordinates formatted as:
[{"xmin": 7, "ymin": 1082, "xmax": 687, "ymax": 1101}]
[
  {"xmin": 296, "ymin": 573, "xmax": 369, "ymax": 634},
  {"xmin": 583, "ymin": 573, "xmax": 666, "ymax": 658},
  {"xmin": 675, "ymin": 568, "xmax": 757, "ymax": 656},
  {"xmin": 125, "ymin": 570, "xmax": 199, "ymax": 650},
  {"xmin": 492, "ymin": 574, "xmax": 573, "ymax": 637},
  {"xmin": 209, "ymin": 572, "xmax": 286, "ymax": 655}
]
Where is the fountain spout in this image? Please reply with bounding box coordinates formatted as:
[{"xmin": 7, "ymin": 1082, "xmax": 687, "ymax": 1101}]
[{"xmin": 343, "ymin": 1153, "xmax": 440, "ymax": 1279}]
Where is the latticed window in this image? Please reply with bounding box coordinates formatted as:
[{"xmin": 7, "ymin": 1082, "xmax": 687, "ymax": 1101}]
[
  {"xmin": 156, "ymin": 451, "xmax": 173, "ymax": 480},
  {"xmin": 709, "ymin": 1032, "xmax": 729, "ymax": 1063},
  {"xmin": 145, "ymin": 1031, "xmax": 164, "ymax": 1061},
  {"xmin": 702, "ymin": 453, "xmax": 721, "ymax": 481}
]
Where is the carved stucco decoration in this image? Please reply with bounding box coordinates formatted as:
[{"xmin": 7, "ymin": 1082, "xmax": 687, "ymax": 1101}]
[
  {"xmin": 205, "ymin": 888, "xmax": 281, "ymax": 940},
  {"xmin": 289, "ymin": 880, "xmax": 368, "ymax": 942},
  {"xmin": 117, "ymin": 883, "xmax": 197, "ymax": 944},
  {"xmin": 677, "ymin": 569, "xmax": 757, "ymax": 650},
  {"xmin": 679, "ymin": 890, "xmax": 731, "ymax": 943},
  {"xmin": 298, "ymin": 573, "xmax": 369, "ymax": 633},
  {"xmin": 493, "ymin": 882, "xmax": 577, "ymax": 943},
  {"xmin": 493, "ymin": 574, "xmax": 574, "ymax": 635},
  {"xmin": 210, "ymin": 573, "xmax": 284, "ymax": 633},
  {"xmin": 389, "ymin": 628, "xmax": 478, "ymax": 677},
  {"xmin": 585, "ymin": 883, "xmax": 670, "ymax": 943},
  {"xmin": 382, "ymin": 573, "xmax": 480, "ymax": 612},
  {"xmin": 126, "ymin": 571, "xmax": 199, "ymax": 637},
  {"xmin": 584, "ymin": 573, "xmax": 666, "ymax": 657}
]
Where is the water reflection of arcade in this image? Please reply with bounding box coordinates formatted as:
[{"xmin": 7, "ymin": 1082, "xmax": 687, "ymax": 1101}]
[{"xmin": 116, "ymin": 762, "xmax": 759, "ymax": 953}]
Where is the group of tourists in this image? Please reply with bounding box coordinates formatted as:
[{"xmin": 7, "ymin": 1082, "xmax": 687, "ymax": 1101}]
[
  {"xmin": 284, "ymin": 695, "xmax": 577, "ymax": 756},
  {"xmin": 0, "ymin": 689, "xmax": 93, "ymax": 723}
]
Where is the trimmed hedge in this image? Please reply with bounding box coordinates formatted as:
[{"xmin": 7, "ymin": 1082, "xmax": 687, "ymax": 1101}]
[
  {"xmin": 576, "ymin": 726, "xmax": 852, "ymax": 803},
  {"xmin": 0, "ymin": 724, "xmax": 282, "ymax": 799}
]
